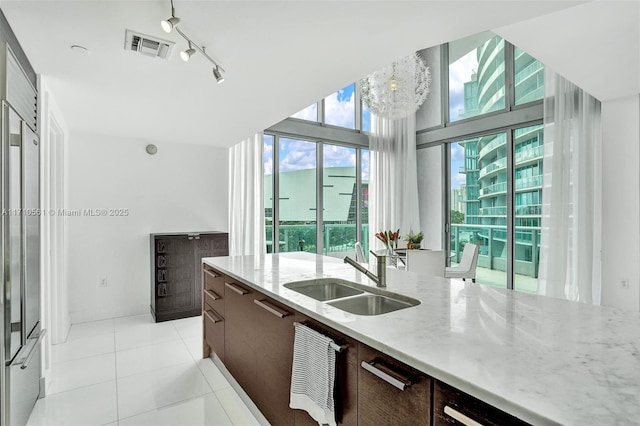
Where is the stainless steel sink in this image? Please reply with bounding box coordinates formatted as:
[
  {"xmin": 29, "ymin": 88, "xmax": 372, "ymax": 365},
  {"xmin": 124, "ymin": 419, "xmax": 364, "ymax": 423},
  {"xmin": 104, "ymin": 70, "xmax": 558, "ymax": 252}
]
[
  {"xmin": 284, "ymin": 279, "xmax": 364, "ymax": 301},
  {"xmin": 328, "ymin": 294, "xmax": 420, "ymax": 315}
]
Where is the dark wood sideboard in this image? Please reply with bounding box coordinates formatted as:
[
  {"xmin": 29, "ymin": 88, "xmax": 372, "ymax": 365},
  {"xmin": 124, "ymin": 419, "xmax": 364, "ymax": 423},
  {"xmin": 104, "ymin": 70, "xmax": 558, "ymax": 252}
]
[{"xmin": 151, "ymin": 232, "xmax": 228, "ymax": 322}]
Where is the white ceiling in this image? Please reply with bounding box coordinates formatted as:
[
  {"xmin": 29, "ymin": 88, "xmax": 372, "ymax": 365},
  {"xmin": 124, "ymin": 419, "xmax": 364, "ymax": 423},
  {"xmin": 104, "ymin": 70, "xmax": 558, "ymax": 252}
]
[{"xmin": 2, "ymin": 1, "xmax": 633, "ymax": 148}]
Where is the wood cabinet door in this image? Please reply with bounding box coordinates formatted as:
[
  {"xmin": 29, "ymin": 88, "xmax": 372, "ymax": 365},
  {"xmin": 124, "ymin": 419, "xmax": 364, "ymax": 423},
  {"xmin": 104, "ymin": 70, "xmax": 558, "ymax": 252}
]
[
  {"xmin": 358, "ymin": 343, "xmax": 431, "ymax": 426},
  {"xmin": 433, "ymin": 381, "xmax": 530, "ymax": 426},
  {"xmin": 223, "ymin": 279, "xmax": 259, "ymax": 404},
  {"xmin": 293, "ymin": 314, "xmax": 358, "ymax": 426},
  {"xmin": 203, "ymin": 307, "xmax": 224, "ymax": 362},
  {"xmin": 154, "ymin": 235, "xmax": 196, "ymax": 320},
  {"xmin": 251, "ymin": 295, "xmax": 295, "ymax": 426}
]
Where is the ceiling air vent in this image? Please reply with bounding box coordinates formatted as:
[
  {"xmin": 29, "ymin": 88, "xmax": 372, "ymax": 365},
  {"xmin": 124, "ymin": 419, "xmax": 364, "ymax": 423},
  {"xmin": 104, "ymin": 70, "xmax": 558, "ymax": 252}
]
[{"xmin": 124, "ymin": 29, "xmax": 175, "ymax": 60}]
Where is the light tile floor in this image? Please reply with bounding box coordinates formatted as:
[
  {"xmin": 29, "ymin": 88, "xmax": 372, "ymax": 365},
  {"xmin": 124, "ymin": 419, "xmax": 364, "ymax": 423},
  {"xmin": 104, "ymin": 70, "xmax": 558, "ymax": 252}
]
[{"xmin": 27, "ymin": 314, "xmax": 261, "ymax": 426}]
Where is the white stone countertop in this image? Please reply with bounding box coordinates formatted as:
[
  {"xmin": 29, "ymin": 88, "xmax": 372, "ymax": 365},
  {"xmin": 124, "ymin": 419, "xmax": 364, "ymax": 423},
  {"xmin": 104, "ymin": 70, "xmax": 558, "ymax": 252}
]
[{"xmin": 203, "ymin": 252, "xmax": 640, "ymax": 426}]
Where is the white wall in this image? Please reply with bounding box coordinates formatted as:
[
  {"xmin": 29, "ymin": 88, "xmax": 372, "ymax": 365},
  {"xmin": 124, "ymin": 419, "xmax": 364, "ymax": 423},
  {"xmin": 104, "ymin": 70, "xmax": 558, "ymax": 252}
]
[
  {"xmin": 601, "ymin": 94, "xmax": 640, "ymax": 311},
  {"xmin": 66, "ymin": 131, "xmax": 228, "ymax": 323},
  {"xmin": 39, "ymin": 77, "xmax": 70, "ymax": 393},
  {"xmin": 417, "ymin": 145, "xmax": 444, "ymax": 250}
]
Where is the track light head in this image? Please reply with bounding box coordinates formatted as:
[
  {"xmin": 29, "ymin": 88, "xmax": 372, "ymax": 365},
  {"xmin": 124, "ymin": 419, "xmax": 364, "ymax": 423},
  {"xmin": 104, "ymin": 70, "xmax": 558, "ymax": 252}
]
[
  {"xmin": 212, "ymin": 66, "xmax": 224, "ymax": 84},
  {"xmin": 180, "ymin": 47, "xmax": 196, "ymax": 62},
  {"xmin": 161, "ymin": 16, "xmax": 180, "ymax": 33}
]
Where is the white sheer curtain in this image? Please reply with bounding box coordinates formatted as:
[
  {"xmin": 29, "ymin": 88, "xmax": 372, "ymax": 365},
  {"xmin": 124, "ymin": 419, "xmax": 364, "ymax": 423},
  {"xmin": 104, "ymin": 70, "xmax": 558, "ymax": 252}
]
[
  {"xmin": 229, "ymin": 133, "xmax": 265, "ymax": 257},
  {"xmin": 538, "ymin": 69, "xmax": 602, "ymax": 304},
  {"xmin": 369, "ymin": 113, "xmax": 421, "ymax": 251}
]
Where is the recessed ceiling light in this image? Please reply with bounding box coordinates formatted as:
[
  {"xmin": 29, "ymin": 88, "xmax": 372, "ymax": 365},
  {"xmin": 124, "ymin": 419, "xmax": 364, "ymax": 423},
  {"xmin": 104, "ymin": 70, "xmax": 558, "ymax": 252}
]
[{"xmin": 70, "ymin": 45, "xmax": 89, "ymax": 54}]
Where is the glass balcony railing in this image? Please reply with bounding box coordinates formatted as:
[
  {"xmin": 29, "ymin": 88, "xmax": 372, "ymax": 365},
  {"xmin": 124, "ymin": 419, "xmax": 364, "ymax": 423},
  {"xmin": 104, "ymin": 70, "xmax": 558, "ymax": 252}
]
[
  {"xmin": 265, "ymin": 223, "xmax": 370, "ymax": 257},
  {"xmin": 479, "ymin": 158, "xmax": 507, "ymax": 179},
  {"xmin": 479, "ymin": 137, "xmax": 506, "ymax": 159},
  {"xmin": 480, "ymin": 182, "xmax": 507, "ymax": 196},
  {"xmin": 450, "ymin": 223, "xmax": 541, "ymax": 287},
  {"xmin": 515, "ymin": 175, "xmax": 543, "ymax": 190},
  {"xmin": 515, "ymin": 144, "xmax": 544, "ymax": 163},
  {"xmin": 479, "ymin": 206, "xmax": 507, "ymax": 215},
  {"xmin": 515, "ymin": 61, "xmax": 544, "ymax": 85}
]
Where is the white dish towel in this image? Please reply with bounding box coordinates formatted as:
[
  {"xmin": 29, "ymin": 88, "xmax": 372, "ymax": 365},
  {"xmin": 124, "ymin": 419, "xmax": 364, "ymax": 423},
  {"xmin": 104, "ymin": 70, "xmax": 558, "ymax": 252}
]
[{"xmin": 289, "ymin": 324, "xmax": 337, "ymax": 426}]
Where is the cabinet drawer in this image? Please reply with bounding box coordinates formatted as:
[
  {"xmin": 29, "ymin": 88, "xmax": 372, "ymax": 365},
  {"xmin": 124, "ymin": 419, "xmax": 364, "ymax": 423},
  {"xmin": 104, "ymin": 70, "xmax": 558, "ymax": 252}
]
[
  {"xmin": 358, "ymin": 343, "xmax": 431, "ymax": 426},
  {"xmin": 203, "ymin": 265, "xmax": 225, "ymax": 295},
  {"xmin": 203, "ymin": 282, "xmax": 224, "ymax": 316},
  {"xmin": 203, "ymin": 307, "xmax": 224, "ymax": 362},
  {"xmin": 433, "ymin": 381, "xmax": 529, "ymax": 426}
]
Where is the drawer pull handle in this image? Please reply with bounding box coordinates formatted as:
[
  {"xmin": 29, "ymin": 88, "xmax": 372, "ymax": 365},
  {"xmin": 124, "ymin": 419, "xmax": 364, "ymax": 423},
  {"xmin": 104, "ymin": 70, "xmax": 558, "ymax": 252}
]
[
  {"xmin": 444, "ymin": 406, "xmax": 485, "ymax": 426},
  {"xmin": 254, "ymin": 299, "xmax": 291, "ymax": 318},
  {"xmin": 360, "ymin": 360, "xmax": 412, "ymax": 391},
  {"xmin": 205, "ymin": 289, "xmax": 221, "ymax": 300},
  {"xmin": 225, "ymin": 282, "xmax": 249, "ymax": 295},
  {"xmin": 204, "ymin": 310, "xmax": 223, "ymax": 324},
  {"xmin": 204, "ymin": 269, "xmax": 220, "ymax": 279}
]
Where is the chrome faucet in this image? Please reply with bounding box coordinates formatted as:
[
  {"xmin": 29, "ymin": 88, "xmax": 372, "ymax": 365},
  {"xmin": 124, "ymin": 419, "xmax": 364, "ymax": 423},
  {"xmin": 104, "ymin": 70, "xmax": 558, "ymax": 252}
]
[{"xmin": 343, "ymin": 250, "xmax": 386, "ymax": 287}]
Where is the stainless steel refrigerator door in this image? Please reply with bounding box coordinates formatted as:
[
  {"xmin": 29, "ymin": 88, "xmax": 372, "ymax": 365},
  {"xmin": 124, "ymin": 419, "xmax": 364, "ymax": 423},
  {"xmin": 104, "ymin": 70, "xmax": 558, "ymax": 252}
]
[
  {"xmin": 2, "ymin": 103, "xmax": 41, "ymax": 426},
  {"xmin": 4, "ymin": 104, "xmax": 23, "ymax": 364},
  {"xmin": 22, "ymin": 122, "xmax": 39, "ymax": 337}
]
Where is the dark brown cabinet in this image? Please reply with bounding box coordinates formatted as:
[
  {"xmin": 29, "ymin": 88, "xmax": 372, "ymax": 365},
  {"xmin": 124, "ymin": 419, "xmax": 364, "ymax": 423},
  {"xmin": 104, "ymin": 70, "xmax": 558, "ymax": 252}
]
[
  {"xmin": 202, "ymin": 265, "xmax": 529, "ymax": 426},
  {"xmin": 151, "ymin": 232, "xmax": 227, "ymax": 322},
  {"xmin": 358, "ymin": 343, "xmax": 432, "ymax": 426},
  {"xmin": 202, "ymin": 264, "xmax": 226, "ymax": 361},
  {"xmin": 223, "ymin": 278, "xmax": 295, "ymax": 426},
  {"xmin": 433, "ymin": 381, "xmax": 530, "ymax": 426},
  {"xmin": 293, "ymin": 314, "xmax": 358, "ymax": 426}
]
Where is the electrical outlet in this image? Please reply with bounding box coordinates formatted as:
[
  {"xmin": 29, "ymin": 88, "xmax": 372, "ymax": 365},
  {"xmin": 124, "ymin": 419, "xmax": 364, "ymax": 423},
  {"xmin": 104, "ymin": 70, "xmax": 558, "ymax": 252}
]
[
  {"xmin": 621, "ymin": 279, "xmax": 629, "ymax": 289},
  {"xmin": 99, "ymin": 277, "xmax": 108, "ymax": 287}
]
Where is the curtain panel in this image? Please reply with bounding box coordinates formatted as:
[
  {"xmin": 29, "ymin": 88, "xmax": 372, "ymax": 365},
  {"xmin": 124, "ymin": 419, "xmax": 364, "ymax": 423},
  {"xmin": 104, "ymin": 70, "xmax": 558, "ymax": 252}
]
[
  {"xmin": 368, "ymin": 114, "xmax": 421, "ymax": 253},
  {"xmin": 538, "ymin": 69, "xmax": 602, "ymax": 304},
  {"xmin": 229, "ymin": 133, "xmax": 265, "ymax": 257}
]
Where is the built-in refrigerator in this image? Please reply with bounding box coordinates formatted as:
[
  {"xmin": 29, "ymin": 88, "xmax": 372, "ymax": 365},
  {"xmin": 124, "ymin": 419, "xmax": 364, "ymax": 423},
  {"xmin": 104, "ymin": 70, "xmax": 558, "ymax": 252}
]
[{"xmin": 1, "ymin": 101, "xmax": 42, "ymax": 426}]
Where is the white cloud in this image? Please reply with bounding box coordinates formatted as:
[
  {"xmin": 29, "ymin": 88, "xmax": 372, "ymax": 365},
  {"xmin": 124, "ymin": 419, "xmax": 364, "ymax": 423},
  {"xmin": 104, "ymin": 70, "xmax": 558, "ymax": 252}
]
[
  {"xmin": 280, "ymin": 139, "xmax": 316, "ymax": 172},
  {"xmin": 452, "ymin": 172, "xmax": 466, "ymax": 189},
  {"xmin": 290, "ymin": 103, "xmax": 318, "ymax": 121},
  {"xmin": 448, "ymin": 50, "xmax": 478, "ymax": 121},
  {"xmin": 451, "ymin": 143, "xmax": 465, "ymax": 161},
  {"xmin": 263, "ymin": 140, "xmax": 274, "ymax": 175},
  {"xmin": 264, "ymin": 156, "xmax": 273, "ymax": 175},
  {"xmin": 362, "ymin": 150, "xmax": 370, "ymax": 181},
  {"xmin": 324, "ymin": 90, "xmax": 355, "ymax": 128},
  {"xmin": 323, "ymin": 145, "xmax": 355, "ymax": 168}
]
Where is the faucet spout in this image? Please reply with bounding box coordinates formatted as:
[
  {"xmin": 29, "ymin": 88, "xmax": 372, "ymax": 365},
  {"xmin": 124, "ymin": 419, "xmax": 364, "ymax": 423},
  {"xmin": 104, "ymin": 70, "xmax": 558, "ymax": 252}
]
[{"xmin": 343, "ymin": 252, "xmax": 386, "ymax": 287}]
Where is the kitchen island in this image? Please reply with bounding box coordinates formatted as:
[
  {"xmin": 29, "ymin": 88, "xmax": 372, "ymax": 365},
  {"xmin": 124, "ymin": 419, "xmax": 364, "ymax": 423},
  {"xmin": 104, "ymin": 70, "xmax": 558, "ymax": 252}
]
[{"xmin": 203, "ymin": 252, "xmax": 640, "ymax": 425}]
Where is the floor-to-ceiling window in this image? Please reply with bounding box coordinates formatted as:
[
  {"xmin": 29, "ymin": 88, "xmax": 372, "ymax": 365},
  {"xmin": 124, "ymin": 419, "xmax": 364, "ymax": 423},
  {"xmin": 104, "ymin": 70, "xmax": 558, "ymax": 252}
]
[
  {"xmin": 322, "ymin": 144, "xmax": 357, "ymax": 255},
  {"xmin": 264, "ymin": 135, "xmax": 368, "ymax": 256},
  {"xmin": 266, "ymin": 83, "xmax": 369, "ymax": 256},
  {"xmin": 419, "ymin": 32, "xmax": 545, "ymax": 292},
  {"xmin": 450, "ymin": 133, "xmax": 509, "ymax": 288}
]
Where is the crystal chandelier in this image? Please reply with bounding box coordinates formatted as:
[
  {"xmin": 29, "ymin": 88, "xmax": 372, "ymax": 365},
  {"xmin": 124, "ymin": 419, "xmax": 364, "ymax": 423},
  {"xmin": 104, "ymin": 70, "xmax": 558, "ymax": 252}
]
[{"xmin": 361, "ymin": 52, "xmax": 431, "ymax": 120}]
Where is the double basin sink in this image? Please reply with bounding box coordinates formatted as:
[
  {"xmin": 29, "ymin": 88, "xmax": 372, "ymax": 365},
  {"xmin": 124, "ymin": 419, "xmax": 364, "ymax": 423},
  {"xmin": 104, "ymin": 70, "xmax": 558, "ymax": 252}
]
[{"xmin": 283, "ymin": 278, "xmax": 420, "ymax": 316}]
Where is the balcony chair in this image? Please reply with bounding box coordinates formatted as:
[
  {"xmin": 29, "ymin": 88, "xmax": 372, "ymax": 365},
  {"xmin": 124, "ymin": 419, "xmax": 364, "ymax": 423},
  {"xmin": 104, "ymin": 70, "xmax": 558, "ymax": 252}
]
[
  {"xmin": 354, "ymin": 242, "xmax": 366, "ymax": 263},
  {"xmin": 445, "ymin": 243, "xmax": 479, "ymax": 283}
]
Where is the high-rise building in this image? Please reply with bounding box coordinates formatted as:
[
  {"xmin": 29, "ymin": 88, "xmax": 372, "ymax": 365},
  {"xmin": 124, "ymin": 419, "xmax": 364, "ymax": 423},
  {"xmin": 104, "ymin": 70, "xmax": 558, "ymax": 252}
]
[{"xmin": 458, "ymin": 37, "xmax": 544, "ymax": 273}]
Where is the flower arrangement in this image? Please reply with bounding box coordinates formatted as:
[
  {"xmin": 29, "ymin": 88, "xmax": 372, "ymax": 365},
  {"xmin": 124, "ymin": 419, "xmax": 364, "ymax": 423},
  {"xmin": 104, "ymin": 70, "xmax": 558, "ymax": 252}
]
[
  {"xmin": 404, "ymin": 230, "xmax": 424, "ymax": 249},
  {"xmin": 375, "ymin": 229, "xmax": 400, "ymax": 253}
]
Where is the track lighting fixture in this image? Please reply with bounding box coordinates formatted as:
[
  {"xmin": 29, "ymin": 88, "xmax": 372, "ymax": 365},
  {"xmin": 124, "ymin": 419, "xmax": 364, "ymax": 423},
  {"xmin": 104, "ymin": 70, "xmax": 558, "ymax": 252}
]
[
  {"xmin": 212, "ymin": 66, "xmax": 224, "ymax": 84},
  {"xmin": 161, "ymin": 0, "xmax": 226, "ymax": 83},
  {"xmin": 161, "ymin": 0, "xmax": 180, "ymax": 33},
  {"xmin": 161, "ymin": 16, "xmax": 180, "ymax": 33},
  {"xmin": 180, "ymin": 42, "xmax": 196, "ymax": 62}
]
